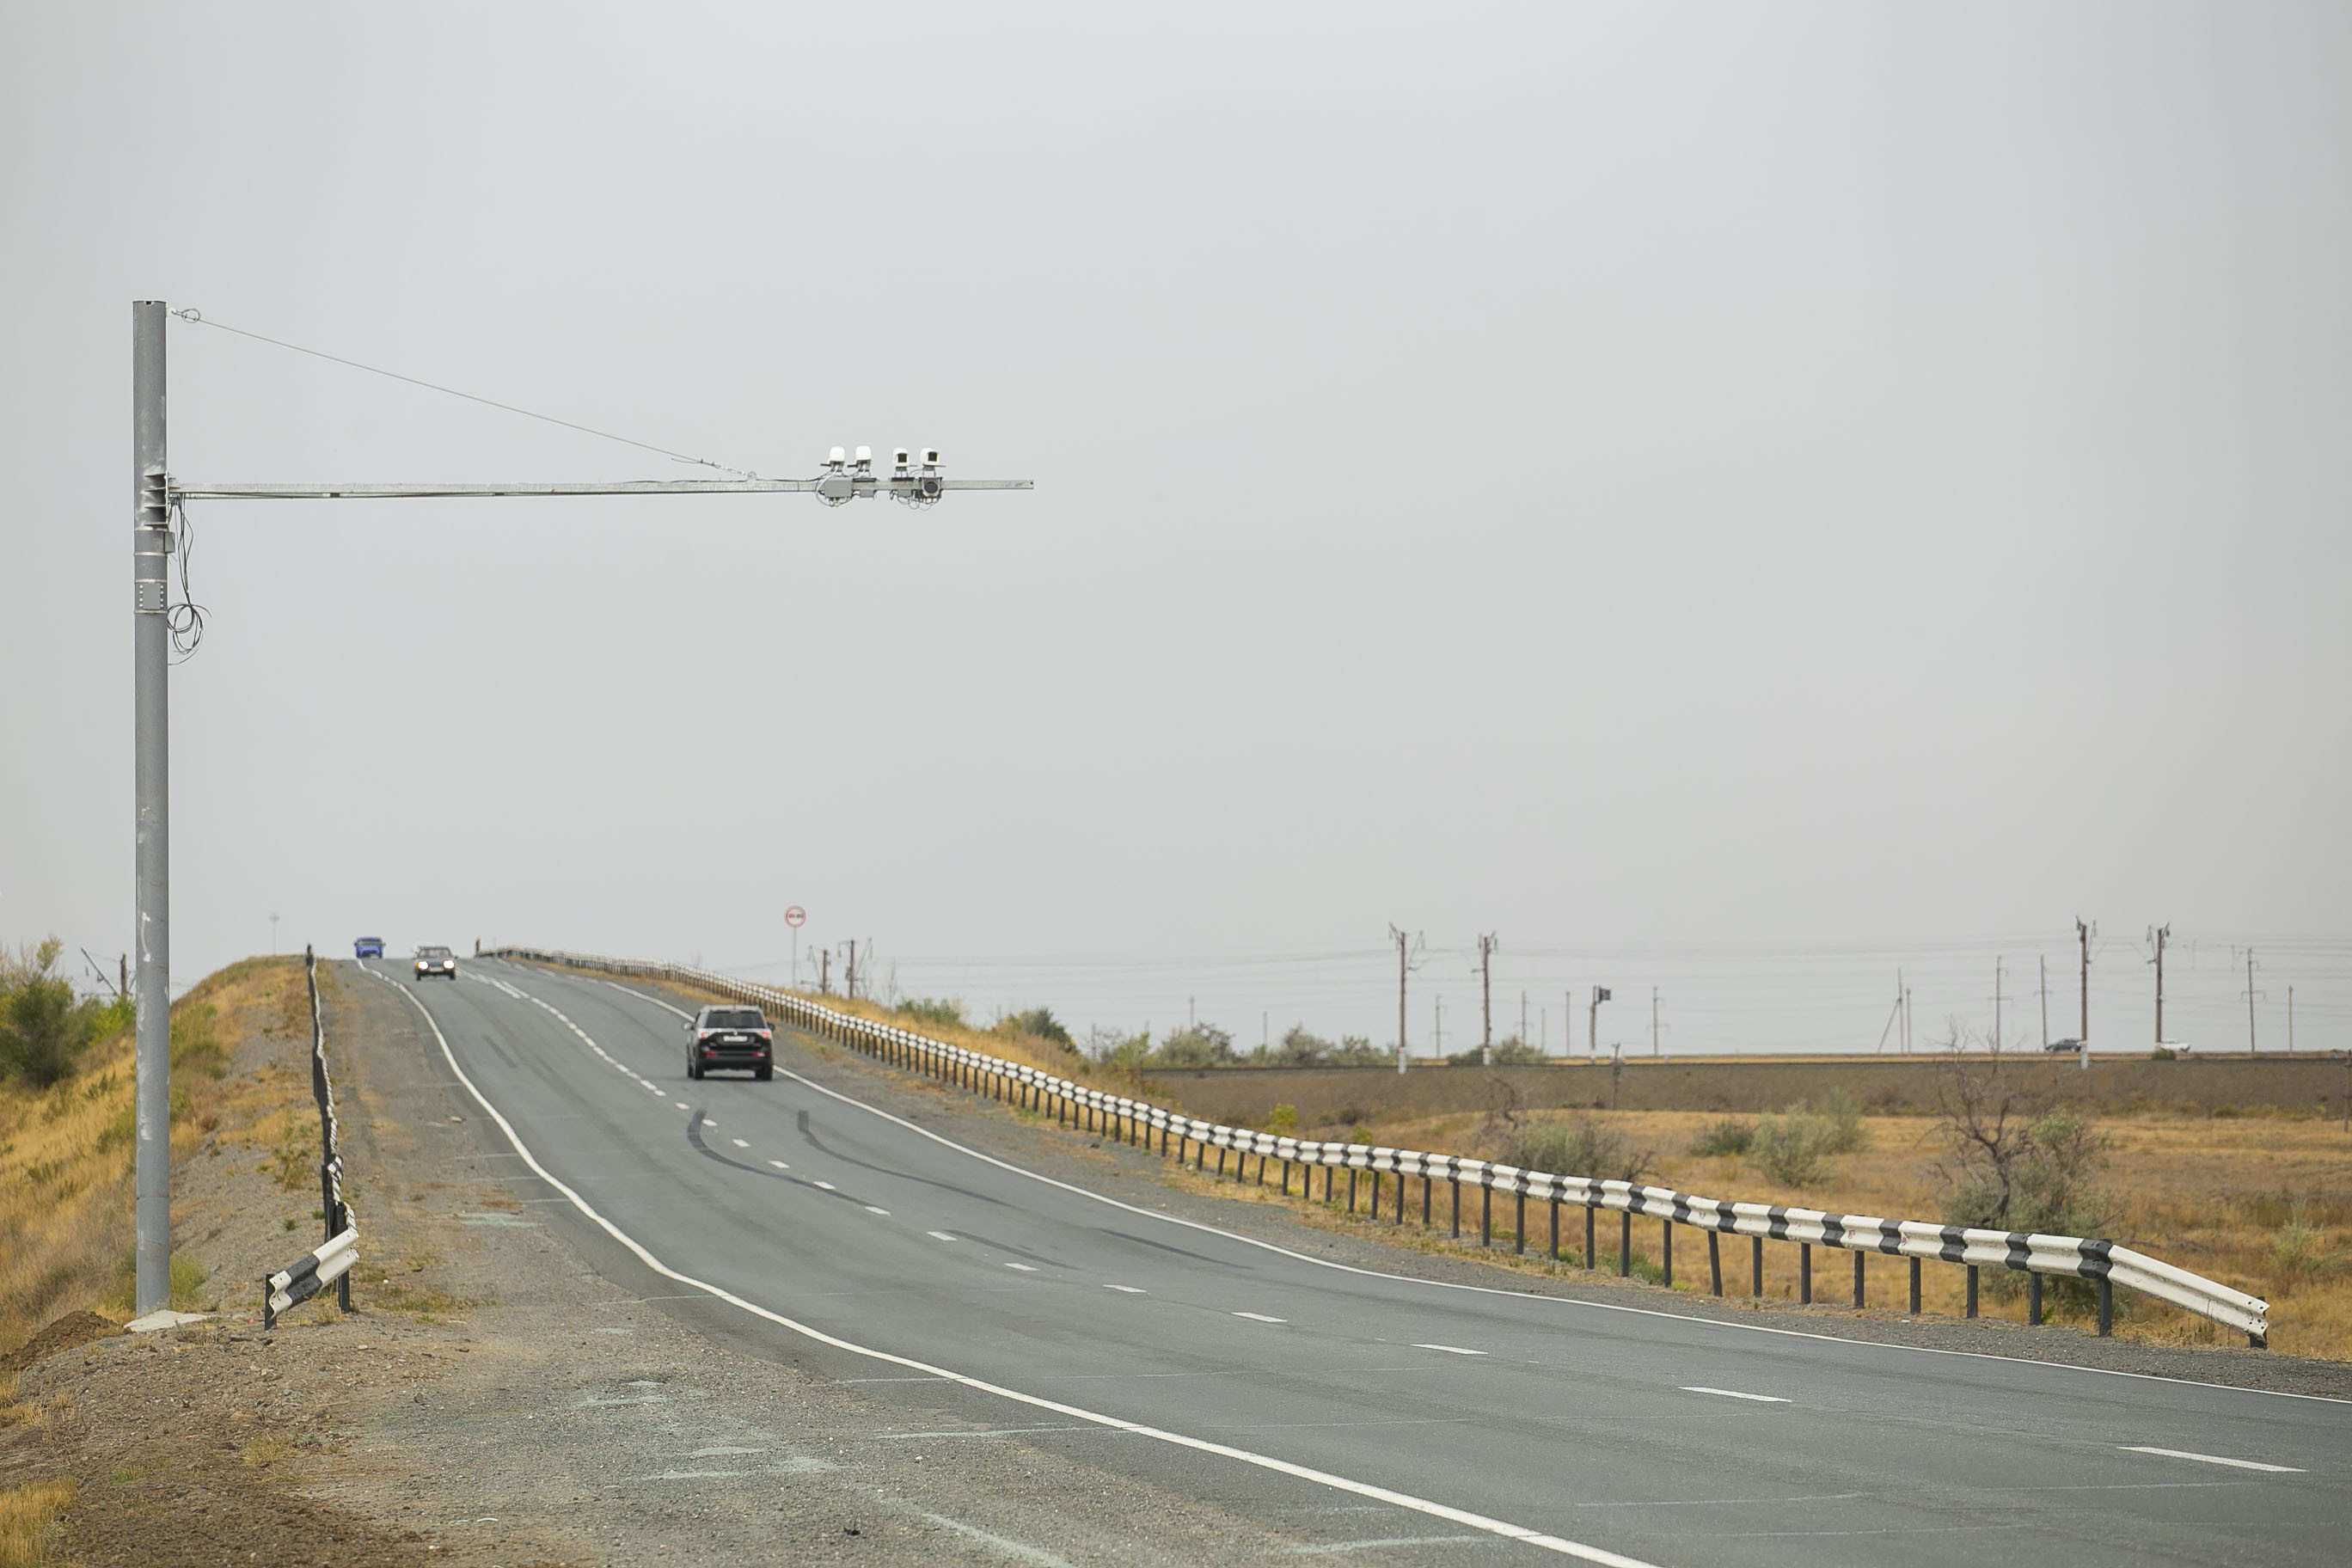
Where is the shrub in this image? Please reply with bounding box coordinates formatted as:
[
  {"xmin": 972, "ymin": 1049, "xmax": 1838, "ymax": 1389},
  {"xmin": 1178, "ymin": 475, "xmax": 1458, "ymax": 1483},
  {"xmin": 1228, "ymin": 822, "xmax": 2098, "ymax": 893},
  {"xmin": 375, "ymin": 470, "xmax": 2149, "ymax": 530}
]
[
  {"xmin": 1689, "ymin": 1118, "xmax": 1754, "ymax": 1157},
  {"xmin": 1149, "ymin": 1023, "xmax": 1236, "ymax": 1068},
  {"xmin": 2268, "ymin": 1207, "xmax": 2343, "ymax": 1295},
  {"xmin": 1748, "ymin": 1112, "xmax": 1839, "ymax": 1186},
  {"xmin": 1265, "ymin": 1104, "xmax": 1298, "ymax": 1132},
  {"xmin": 1497, "ymin": 1116, "xmax": 1654, "ymax": 1185},
  {"xmin": 0, "ymin": 940, "xmax": 125, "ymax": 1088},
  {"xmin": 1447, "ymin": 1038, "xmax": 1547, "ymax": 1066},
  {"xmin": 1001, "ymin": 1007, "xmax": 1074, "ymax": 1049},
  {"xmin": 898, "ymin": 996, "xmax": 965, "ymax": 1028}
]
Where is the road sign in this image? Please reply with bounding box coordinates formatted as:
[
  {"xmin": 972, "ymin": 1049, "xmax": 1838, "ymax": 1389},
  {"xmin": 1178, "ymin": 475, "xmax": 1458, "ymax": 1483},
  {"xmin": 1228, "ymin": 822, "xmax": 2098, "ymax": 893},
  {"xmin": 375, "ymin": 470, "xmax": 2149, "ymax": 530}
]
[{"xmin": 784, "ymin": 906, "xmax": 805, "ymax": 928}]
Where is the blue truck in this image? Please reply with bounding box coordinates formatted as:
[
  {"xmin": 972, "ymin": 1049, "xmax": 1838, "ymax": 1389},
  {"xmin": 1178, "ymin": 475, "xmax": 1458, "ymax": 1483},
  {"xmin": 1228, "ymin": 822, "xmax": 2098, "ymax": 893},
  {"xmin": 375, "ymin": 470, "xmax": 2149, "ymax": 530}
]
[{"xmin": 353, "ymin": 936, "xmax": 384, "ymax": 959}]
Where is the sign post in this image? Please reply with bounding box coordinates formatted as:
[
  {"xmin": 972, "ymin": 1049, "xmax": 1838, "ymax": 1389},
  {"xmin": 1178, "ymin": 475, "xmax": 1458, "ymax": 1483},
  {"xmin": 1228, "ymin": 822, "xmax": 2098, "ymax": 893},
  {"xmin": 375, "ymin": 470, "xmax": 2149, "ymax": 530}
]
[{"xmin": 785, "ymin": 904, "xmax": 806, "ymax": 988}]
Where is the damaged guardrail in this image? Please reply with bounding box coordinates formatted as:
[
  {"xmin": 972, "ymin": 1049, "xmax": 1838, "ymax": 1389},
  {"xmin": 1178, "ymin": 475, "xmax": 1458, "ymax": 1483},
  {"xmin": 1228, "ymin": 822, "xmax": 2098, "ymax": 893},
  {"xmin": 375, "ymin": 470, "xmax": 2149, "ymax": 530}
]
[
  {"xmin": 263, "ymin": 946, "xmax": 358, "ymax": 1328},
  {"xmin": 487, "ymin": 945, "xmax": 2269, "ymax": 1347}
]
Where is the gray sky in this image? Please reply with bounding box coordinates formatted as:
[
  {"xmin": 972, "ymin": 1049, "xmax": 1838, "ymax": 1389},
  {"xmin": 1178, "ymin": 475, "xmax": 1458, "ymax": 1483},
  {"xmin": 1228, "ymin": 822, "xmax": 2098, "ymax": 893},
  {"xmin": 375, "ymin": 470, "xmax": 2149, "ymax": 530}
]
[{"xmin": 4, "ymin": 3, "xmax": 2347, "ymax": 1055}]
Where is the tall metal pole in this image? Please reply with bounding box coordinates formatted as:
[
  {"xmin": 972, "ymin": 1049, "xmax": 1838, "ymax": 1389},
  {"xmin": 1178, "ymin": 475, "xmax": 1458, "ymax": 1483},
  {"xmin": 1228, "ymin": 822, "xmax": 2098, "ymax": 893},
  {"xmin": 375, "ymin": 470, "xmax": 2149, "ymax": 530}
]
[{"xmin": 132, "ymin": 300, "xmax": 171, "ymax": 1314}]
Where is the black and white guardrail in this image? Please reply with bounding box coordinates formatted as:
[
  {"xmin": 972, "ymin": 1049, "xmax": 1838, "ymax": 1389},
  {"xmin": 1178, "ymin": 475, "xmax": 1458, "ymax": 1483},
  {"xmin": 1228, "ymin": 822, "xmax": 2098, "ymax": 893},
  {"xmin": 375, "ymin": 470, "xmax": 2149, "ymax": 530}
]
[
  {"xmin": 263, "ymin": 946, "xmax": 358, "ymax": 1328},
  {"xmin": 487, "ymin": 946, "xmax": 2269, "ymax": 1347}
]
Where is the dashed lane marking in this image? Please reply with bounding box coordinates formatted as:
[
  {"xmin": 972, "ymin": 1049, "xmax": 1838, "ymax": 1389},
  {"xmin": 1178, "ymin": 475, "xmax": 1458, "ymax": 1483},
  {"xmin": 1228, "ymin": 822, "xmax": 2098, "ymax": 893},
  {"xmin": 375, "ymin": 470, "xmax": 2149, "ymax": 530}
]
[
  {"xmin": 928, "ymin": 1231, "xmax": 959, "ymax": 1242},
  {"xmin": 1681, "ymin": 1387, "xmax": 1790, "ymax": 1404},
  {"xmin": 865, "ymin": 1205, "xmax": 891, "ymax": 1216},
  {"xmin": 1105, "ymin": 1285, "xmax": 1147, "ymax": 1294},
  {"xmin": 1234, "ymin": 1312, "xmax": 1287, "ymax": 1324},
  {"xmin": 732, "ymin": 1139, "xmax": 750, "ymax": 1149},
  {"xmin": 814, "ymin": 1180, "xmax": 837, "ymax": 1191},
  {"xmin": 1005, "ymin": 1263, "xmax": 1038, "ymax": 1272},
  {"xmin": 1412, "ymin": 1344, "xmax": 1487, "ymax": 1357},
  {"xmin": 2118, "ymin": 1446, "xmax": 2304, "ymax": 1473},
  {"xmin": 768, "ymin": 1161, "xmax": 789, "ymax": 1170}
]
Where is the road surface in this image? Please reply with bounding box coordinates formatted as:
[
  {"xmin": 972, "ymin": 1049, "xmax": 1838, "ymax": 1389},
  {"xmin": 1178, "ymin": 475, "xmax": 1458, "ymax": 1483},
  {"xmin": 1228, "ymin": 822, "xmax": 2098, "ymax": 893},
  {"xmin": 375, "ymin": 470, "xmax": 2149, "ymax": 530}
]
[{"xmin": 362, "ymin": 957, "xmax": 2349, "ymax": 1566}]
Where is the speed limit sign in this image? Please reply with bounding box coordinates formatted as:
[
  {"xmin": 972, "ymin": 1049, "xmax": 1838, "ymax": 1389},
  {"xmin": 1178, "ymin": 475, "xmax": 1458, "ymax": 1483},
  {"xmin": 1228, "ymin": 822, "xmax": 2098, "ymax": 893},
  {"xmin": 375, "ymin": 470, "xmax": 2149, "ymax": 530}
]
[{"xmin": 784, "ymin": 905, "xmax": 806, "ymax": 928}]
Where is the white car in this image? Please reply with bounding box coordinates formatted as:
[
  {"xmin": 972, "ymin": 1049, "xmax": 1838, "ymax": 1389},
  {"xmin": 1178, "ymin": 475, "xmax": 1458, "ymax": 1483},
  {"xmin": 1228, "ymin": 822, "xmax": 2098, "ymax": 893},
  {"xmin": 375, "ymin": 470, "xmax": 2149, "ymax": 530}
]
[{"xmin": 413, "ymin": 946, "xmax": 456, "ymax": 981}]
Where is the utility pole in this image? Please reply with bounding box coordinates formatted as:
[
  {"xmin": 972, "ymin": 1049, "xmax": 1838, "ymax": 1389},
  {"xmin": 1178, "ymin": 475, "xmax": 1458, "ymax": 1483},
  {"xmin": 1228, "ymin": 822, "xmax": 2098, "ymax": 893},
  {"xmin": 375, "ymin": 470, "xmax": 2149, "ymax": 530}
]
[
  {"xmin": 1520, "ymin": 990, "xmax": 1528, "ymax": 1050},
  {"xmin": 2150, "ymin": 924, "xmax": 2170, "ymax": 1044},
  {"xmin": 1651, "ymin": 987, "xmax": 1660, "ymax": 1057},
  {"xmin": 125, "ymin": 304, "xmax": 1030, "ymax": 1315},
  {"xmin": 1434, "ymin": 995, "xmax": 1443, "ymax": 1057},
  {"xmin": 1993, "ymin": 956, "xmax": 2005, "ymax": 1053},
  {"xmin": 1589, "ymin": 986, "xmax": 1611, "ymax": 1066},
  {"xmin": 818, "ymin": 948, "xmax": 830, "ymax": 995},
  {"xmin": 1564, "ymin": 990, "xmax": 1571, "ymax": 1063},
  {"xmin": 2038, "ymin": 955, "xmax": 2048, "ymax": 1048},
  {"xmin": 1902, "ymin": 982, "xmax": 1912, "ymax": 1055},
  {"xmin": 1476, "ymin": 934, "xmax": 1498, "ymax": 1067},
  {"xmin": 132, "ymin": 300, "xmax": 170, "ymax": 1315},
  {"xmin": 2288, "ymin": 985, "xmax": 2295, "ymax": 1056},
  {"xmin": 843, "ymin": 940, "xmax": 858, "ymax": 1002},
  {"xmin": 2076, "ymin": 917, "xmax": 2092, "ymax": 1053},
  {"xmin": 2246, "ymin": 949, "xmax": 2258, "ymax": 1054},
  {"xmin": 1389, "ymin": 926, "xmax": 1421, "ymax": 1074}
]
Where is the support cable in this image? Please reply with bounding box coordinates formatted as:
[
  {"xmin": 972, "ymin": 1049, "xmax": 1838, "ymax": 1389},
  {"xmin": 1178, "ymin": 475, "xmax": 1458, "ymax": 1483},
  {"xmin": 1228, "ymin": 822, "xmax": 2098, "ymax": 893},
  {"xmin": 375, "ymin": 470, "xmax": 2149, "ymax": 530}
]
[{"xmin": 166, "ymin": 308, "xmax": 757, "ymax": 478}]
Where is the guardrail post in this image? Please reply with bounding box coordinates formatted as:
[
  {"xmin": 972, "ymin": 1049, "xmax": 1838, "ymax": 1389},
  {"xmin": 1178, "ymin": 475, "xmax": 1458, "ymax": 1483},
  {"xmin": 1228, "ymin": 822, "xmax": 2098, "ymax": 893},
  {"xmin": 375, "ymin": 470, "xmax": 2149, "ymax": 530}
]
[
  {"xmin": 1909, "ymin": 1257, "xmax": 1922, "ymax": 1314},
  {"xmin": 1451, "ymin": 1177, "xmax": 1461, "ymax": 1239},
  {"xmin": 1966, "ymin": 1265, "xmax": 1978, "ymax": 1317},
  {"xmin": 1708, "ymin": 1230, "xmax": 1722, "ymax": 1295},
  {"xmin": 1619, "ymin": 1211, "xmax": 1632, "ymax": 1277},
  {"xmin": 1370, "ymin": 1169, "xmax": 1381, "ymax": 1214},
  {"xmin": 1549, "ymin": 1197, "xmax": 1559, "ymax": 1261},
  {"xmin": 1514, "ymin": 1189, "xmax": 1526, "ymax": 1254},
  {"xmin": 1324, "ymin": 1165, "xmax": 1334, "ymax": 1204},
  {"xmin": 1662, "ymin": 1219, "xmax": 1673, "ymax": 1287},
  {"xmin": 1853, "ymin": 1250, "xmax": 1865, "ymax": 1308},
  {"xmin": 1800, "ymin": 1243, "xmax": 1812, "ymax": 1304},
  {"xmin": 1479, "ymin": 1181, "xmax": 1491, "ymax": 1246},
  {"xmin": 1750, "ymin": 1235, "xmax": 1762, "ymax": 1297},
  {"xmin": 2027, "ymin": 1272, "xmax": 2043, "ymax": 1326},
  {"xmin": 1346, "ymin": 1167, "xmax": 1357, "ymax": 1213},
  {"xmin": 1392, "ymin": 1166, "xmax": 1400, "ymax": 1216},
  {"xmin": 2096, "ymin": 1277, "xmax": 2111, "ymax": 1335}
]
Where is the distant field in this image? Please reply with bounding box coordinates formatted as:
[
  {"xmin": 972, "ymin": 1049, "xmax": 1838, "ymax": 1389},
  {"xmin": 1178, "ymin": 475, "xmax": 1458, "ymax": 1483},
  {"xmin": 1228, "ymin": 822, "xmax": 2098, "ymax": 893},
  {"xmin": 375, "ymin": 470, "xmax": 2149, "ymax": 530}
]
[{"xmin": 1143, "ymin": 1053, "xmax": 2350, "ymax": 1124}]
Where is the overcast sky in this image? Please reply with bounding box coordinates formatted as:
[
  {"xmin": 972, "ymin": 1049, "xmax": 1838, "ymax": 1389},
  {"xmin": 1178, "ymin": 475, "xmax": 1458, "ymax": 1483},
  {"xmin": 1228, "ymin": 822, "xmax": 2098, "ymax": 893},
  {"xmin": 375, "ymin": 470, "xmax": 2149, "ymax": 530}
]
[{"xmin": 3, "ymin": 3, "xmax": 2346, "ymax": 1054}]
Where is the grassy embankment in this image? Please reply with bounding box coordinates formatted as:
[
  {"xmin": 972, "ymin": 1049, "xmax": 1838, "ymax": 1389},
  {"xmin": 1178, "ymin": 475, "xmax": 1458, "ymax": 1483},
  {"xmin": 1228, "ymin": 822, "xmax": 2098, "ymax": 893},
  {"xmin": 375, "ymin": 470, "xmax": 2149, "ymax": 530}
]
[{"xmin": 0, "ymin": 955, "xmax": 315, "ymax": 1357}]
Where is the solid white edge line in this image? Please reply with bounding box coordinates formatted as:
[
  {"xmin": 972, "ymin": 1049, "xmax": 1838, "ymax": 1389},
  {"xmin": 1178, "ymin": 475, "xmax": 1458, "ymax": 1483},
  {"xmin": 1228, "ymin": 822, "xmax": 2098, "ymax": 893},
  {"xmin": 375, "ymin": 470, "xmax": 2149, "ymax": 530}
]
[
  {"xmin": 548, "ymin": 971, "xmax": 2346, "ymax": 1411},
  {"xmin": 357, "ymin": 961, "xmax": 1662, "ymax": 1568},
  {"xmin": 1681, "ymin": 1387, "xmax": 1790, "ymax": 1404},
  {"xmin": 2116, "ymin": 1446, "xmax": 2304, "ymax": 1473}
]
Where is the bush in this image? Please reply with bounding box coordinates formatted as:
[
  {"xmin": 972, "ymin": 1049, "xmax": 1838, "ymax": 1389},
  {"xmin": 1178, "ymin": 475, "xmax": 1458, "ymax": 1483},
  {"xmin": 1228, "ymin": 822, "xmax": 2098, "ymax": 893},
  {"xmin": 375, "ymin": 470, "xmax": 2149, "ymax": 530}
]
[
  {"xmin": 1149, "ymin": 1023, "xmax": 1236, "ymax": 1068},
  {"xmin": 0, "ymin": 938, "xmax": 126, "ymax": 1088},
  {"xmin": 2267, "ymin": 1207, "xmax": 2342, "ymax": 1295},
  {"xmin": 1265, "ymin": 1104, "xmax": 1298, "ymax": 1132},
  {"xmin": 1257, "ymin": 1026, "xmax": 1390, "ymax": 1067},
  {"xmin": 1748, "ymin": 1112, "xmax": 1840, "ymax": 1186},
  {"xmin": 1447, "ymin": 1038, "xmax": 1547, "ymax": 1066},
  {"xmin": 1689, "ymin": 1118, "xmax": 1754, "ymax": 1157},
  {"xmin": 1496, "ymin": 1116, "xmax": 1654, "ymax": 1185},
  {"xmin": 1000, "ymin": 1006, "xmax": 1074, "ymax": 1049},
  {"xmin": 898, "ymin": 996, "xmax": 965, "ymax": 1029}
]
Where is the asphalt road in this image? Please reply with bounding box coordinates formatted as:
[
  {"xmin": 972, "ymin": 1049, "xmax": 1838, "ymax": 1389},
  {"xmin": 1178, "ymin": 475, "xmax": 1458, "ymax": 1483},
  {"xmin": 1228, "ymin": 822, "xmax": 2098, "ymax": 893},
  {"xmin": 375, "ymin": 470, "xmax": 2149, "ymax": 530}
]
[{"xmin": 364, "ymin": 957, "xmax": 2349, "ymax": 1566}]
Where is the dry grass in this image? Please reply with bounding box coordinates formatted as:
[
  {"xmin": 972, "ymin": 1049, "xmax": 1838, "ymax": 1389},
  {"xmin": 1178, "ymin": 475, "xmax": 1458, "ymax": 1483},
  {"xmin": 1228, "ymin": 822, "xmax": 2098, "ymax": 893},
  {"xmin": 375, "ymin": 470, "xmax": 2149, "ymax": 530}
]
[
  {"xmin": 0, "ymin": 1479, "xmax": 75, "ymax": 1568},
  {"xmin": 0, "ymin": 956, "xmax": 306, "ymax": 1356},
  {"xmin": 1310, "ymin": 1104, "xmax": 2352, "ymax": 1359}
]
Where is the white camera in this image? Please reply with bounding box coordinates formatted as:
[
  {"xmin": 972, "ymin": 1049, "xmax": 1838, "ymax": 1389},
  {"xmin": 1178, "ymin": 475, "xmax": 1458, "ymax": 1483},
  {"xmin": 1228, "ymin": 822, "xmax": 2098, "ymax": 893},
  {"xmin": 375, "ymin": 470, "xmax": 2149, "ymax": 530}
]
[
  {"xmin": 826, "ymin": 446, "xmax": 847, "ymax": 469},
  {"xmin": 922, "ymin": 448, "xmax": 941, "ymax": 468}
]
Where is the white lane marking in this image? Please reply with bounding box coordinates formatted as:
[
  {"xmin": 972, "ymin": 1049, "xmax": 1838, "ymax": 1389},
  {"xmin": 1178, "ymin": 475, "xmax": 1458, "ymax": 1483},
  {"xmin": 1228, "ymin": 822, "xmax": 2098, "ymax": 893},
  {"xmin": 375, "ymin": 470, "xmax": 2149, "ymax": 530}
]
[
  {"xmin": 673, "ymin": 1100, "xmax": 689, "ymax": 1110},
  {"xmin": 731, "ymin": 1139, "xmax": 750, "ymax": 1149},
  {"xmin": 1412, "ymin": 1344, "xmax": 1487, "ymax": 1357},
  {"xmin": 362, "ymin": 967, "xmax": 1663, "ymax": 1568},
  {"xmin": 928, "ymin": 1230, "xmax": 959, "ymax": 1242},
  {"xmin": 1280, "ymin": 1539, "xmax": 1489, "ymax": 1556},
  {"xmin": 1105, "ymin": 1284, "xmax": 1147, "ymax": 1294},
  {"xmin": 814, "ymin": 1180, "xmax": 837, "ymax": 1191},
  {"xmin": 642, "ymin": 1083, "xmax": 662, "ymax": 1093},
  {"xmin": 768, "ymin": 1160, "xmax": 789, "ymax": 1170},
  {"xmin": 1234, "ymin": 1312, "xmax": 1287, "ymax": 1324},
  {"xmin": 702, "ymin": 1118, "xmax": 717, "ymax": 1126},
  {"xmin": 1681, "ymin": 1387, "xmax": 1790, "ymax": 1404},
  {"xmin": 730, "ymin": 1045, "xmax": 2349, "ymax": 1409},
  {"xmin": 2118, "ymin": 1446, "xmax": 2304, "ymax": 1473},
  {"xmin": 1004, "ymin": 1263, "xmax": 1039, "ymax": 1272},
  {"xmin": 889, "ymin": 1427, "xmax": 1089, "ymax": 1439},
  {"xmin": 865, "ymin": 1205, "xmax": 891, "ymax": 1216},
  {"xmin": 916, "ymin": 1510, "xmax": 1080, "ymax": 1568}
]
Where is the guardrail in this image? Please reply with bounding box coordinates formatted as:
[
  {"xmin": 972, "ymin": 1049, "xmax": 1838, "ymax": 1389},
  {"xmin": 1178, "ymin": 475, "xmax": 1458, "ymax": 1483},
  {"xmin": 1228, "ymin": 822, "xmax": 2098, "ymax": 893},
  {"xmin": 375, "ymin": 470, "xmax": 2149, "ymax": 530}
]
[
  {"xmin": 487, "ymin": 946, "xmax": 2269, "ymax": 1347},
  {"xmin": 263, "ymin": 946, "xmax": 358, "ymax": 1328}
]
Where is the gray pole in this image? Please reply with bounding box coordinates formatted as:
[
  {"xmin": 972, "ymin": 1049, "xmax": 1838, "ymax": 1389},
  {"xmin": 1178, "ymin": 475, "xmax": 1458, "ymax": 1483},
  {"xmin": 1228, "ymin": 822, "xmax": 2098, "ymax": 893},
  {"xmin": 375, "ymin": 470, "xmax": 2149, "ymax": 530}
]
[{"xmin": 132, "ymin": 300, "xmax": 171, "ymax": 1314}]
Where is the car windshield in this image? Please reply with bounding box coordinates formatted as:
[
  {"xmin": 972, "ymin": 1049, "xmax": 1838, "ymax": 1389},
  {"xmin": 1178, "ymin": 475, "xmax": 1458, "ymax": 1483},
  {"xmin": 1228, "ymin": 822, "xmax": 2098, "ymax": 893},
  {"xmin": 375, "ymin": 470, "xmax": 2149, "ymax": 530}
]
[
  {"xmin": 706, "ymin": 1008, "xmax": 765, "ymax": 1029},
  {"xmin": 419, "ymin": 947, "xmax": 451, "ymax": 959}
]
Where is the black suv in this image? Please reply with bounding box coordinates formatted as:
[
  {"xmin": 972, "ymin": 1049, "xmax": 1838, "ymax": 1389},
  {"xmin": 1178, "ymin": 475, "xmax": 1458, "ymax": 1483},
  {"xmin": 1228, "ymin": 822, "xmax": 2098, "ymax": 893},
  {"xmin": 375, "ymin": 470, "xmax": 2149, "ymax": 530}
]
[{"xmin": 687, "ymin": 1006, "xmax": 774, "ymax": 1081}]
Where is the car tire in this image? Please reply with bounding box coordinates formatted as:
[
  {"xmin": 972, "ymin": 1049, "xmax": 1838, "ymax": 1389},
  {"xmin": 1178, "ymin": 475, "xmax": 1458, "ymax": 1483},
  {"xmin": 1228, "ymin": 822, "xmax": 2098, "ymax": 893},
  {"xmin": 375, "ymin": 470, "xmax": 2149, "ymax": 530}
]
[
  {"xmin": 688, "ymin": 1058, "xmax": 702, "ymax": 1081},
  {"xmin": 754, "ymin": 1063, "xmax": 773, "ymax": 1082}
]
